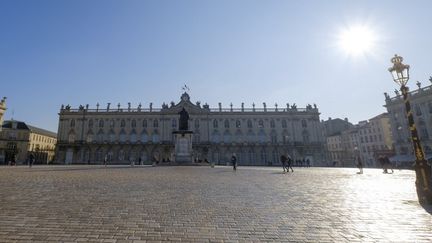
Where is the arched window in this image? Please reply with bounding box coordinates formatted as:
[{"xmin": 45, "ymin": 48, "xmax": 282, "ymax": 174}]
[
  {"xmin": 213, "ymin": 119, "xmax": 218, "ymax": 128},
  {"xmin": 260, "ymin": 149, "xmax": 267, "ymax": 164},
  {"xmin": 415, "ymin": 104, "xmax": 422, "ymax": 116},
  {"xmin": 212, "ymin": 130, "xmax": 220, "ymax": 143},
  {"xmin": 152, "ymin": 130, "xmax": 160, "ymax": 143},
  {"xmin": 141, "ymin": 131, "xmax": 148, "ymax": 143},
  {"xmin": 258, "ymin": 130, "xmax": 266, "ymax": 143},
  {"xmin": 270, "ymin": 120, "xmax": 275, "ymax": 128},
  {"xmin": 258, "ymin": 119, "xmax": 264, "ymax": 128},
  {"xmin": 70, "ymin": 119, "xmax": 75, "ymax": 127},
  {"xmin": 224, "ymin": 119, "xmax": 230, "ymax": 128},
  {"xmin": 248, "ymin": 149, "xmax": 255, "ymax": 165},
  {"xmin": 282, "ymin": 119, "xmax": 287, "ymax": 128},
  {"xmin": 96, "ymin": 148, "xmax": 103, "ymax": 161},
  {"xmin": 302, "ymin": 130, "xmax": 310, "ymax": 143},
  {"xmin": 301, "ymin": 119, "xmax": 307, "ymax": 128},
  {"xmin": 99, "ymin": 120, "xmax": 104, "ymax": 128},
  {"xmin": 172, "ymin": 118, "xmax": 177, "ymax": 128},
  {"xmin": 272, "ymin": 150, "xmax": 279, "ymax": 164},
  {"xmin": 130, "ymin": 130, "xmax": 137, "ymax": 143},
  {"xmin": 247, "ymin": 119, "xmax": 252, "ymax": 128},
  {"xmin": 142, "ymin": 119, "xmax": 147, "ymax": 128},
  {"xmin": 120, "ymin": 119, "xmax": 126, "ymax": 127},
  {"xmin": 282, "ymin": 130, "xmax": 289, "ymax": 144},
  {"xmin": 97, "ymin": 129, "xmax": 104, "ymax": 142},
  {"xmin": 118, "ymin": 150, "xmax": 125, "ymax": 161},
  {"xmin": 236, "ymin": 120, "xmax": 241, "ymax": 128},
  {"xmin": 223, "ymin": 130, "xmax": 231, "ymax": 143},
  {"xmin": 86, "ymin": 130, "xmax": 93, "ymax": 143},
  {"xmin": 110, "ymin": 119, "xmax": 115, "ymax": 128},
  {"xmin": 88, "ymin": 119, "xmax": 93, "ymax": 128},
  {"xmin": 235, "ymin": 130, "xmax": 243, "ymax": 143},
  {"xmin": 68, "ymin": 130, "xmax": 75, "ymax": 142},
  {"xmin": 194, "ymin": 132, "xmax": 200, "ymax": 143},
  {"xmin": 245, "ymin": 130, "xmax": 254, "ymax": 143},
  {"xmin": 119, "ymin": 130, "xmax": 126, "ymax": 143},
  {"xmin": 153, "ymin": 119, "xmax": 159, "ymax": 128},
  {"xmin": 270, "ymin": 130, "xmax": 277, "ymax": 143},
  {"xmin": 195, "ymin": 119, "xmax": 200, "ymax": 129},
  {"xmin": 109, "ymin": 130, "xmax": 116, "ymax": 142},
  {"xmin": 131, "ymin": 119, "xmax": 136, "ymax": 128}
]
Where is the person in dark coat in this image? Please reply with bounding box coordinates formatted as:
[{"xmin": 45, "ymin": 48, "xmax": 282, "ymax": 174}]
[
  {"xmin": 383, "ymin": 155, "xmax": 394, "ymax": 174},
  {"xmin": 29, "ymin": 153, "xmax": 35, "ymax": 168},
  {"xmin": 280, "ymin": 154, "xmax": 288, "ymax": 172},
  {"xmin": 286, "ymin": 154, "xmax": 294, "ymax": 172},
  {"xmin": 231, "ymin": 153, "xmax": 237, "ymax": 171},
  {"xmin": 356, "ymin": 155, "xmax": 363, "ymax": 174}
]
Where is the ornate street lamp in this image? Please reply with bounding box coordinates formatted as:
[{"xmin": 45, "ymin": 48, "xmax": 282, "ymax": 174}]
[{"xmin": 388, "ymin": 54, "xmax": 432, "ymax": 204}]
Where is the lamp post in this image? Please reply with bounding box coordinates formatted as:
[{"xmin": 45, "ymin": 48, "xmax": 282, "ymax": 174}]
[{"xmin": 388, "ymin": 54, "xmax": 432, "ymax": 204}]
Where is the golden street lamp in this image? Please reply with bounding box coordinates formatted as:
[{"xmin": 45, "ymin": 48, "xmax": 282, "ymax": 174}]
[{"xmin": 388, "ymin": 54, "xmax": 432, "ymax": 204}]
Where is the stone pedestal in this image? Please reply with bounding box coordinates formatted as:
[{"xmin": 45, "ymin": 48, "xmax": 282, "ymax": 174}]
[{"xmin": 173, "ymin": 131, "xmax": 193, "ymax": 165}]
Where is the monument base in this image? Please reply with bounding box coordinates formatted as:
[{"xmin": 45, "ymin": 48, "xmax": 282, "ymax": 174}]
[{"xmin": 173, "ymin": 131, "xmax": 193, "ymax": 165}]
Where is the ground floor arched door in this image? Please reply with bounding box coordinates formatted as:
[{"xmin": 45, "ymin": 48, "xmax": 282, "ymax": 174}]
[{"xmin": 65, "ymin": 148, "xmax": 73, "ymax": 164}]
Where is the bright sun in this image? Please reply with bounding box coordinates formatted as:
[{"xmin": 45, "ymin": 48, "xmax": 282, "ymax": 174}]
[{"xmin": 338, "ymin": 25, "xmax": 377, "ymax": 57}]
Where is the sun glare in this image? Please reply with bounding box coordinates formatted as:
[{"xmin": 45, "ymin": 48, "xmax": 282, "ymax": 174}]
[{"xmin": 338, "ymin": 25, "xmax": 377, "ymax": 57}]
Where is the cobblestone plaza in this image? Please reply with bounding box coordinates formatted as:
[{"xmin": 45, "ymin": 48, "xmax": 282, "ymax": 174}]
[{"xmin": 0, "ymin": 166, "xmax": 431, "ymax": 242}]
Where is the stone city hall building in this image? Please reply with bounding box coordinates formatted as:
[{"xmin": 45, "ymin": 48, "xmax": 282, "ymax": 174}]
[{"xmin": 56, "ymin": 93, "xmax": 325, "ymax": 165}]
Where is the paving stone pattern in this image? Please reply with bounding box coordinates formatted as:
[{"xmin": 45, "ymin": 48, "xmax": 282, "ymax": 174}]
[{"xmin": 0, "ymin": 165, "xmax": 431, "ymax": 242}]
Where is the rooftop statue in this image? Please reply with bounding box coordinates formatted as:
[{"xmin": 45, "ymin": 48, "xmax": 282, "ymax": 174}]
[{"xmin": 0, "ymin": 97, "xmax": 6, "ymax": 107}]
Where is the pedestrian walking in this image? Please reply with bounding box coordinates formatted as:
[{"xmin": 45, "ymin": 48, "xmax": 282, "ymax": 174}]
[
  {"xmin": 356, "ymin": 155, "xmax": 363, "ymax": 174},
  {"xmin": 231, "ymin": 153, "xmax": 237, "ymax": 171},
  {"xmin": 286, "ymin": 154, "xmax": 294, "ymax": 172},
  {"xmin": 383, "ymin": 155, "xmax": 394, "ymax": 174},
  {"xmin": 280, "ymin": 154, "xmax": 288, "ymax": 172},
  {"xmin": 103, "ymin": 155, "xmax": 108, "ymax": 167},
  {"xmin": 138, "ymin": 157, "xmax": 142, "ymax": 165},
  {"xmin": 29, "ymin": 153, "xmax": 35, "ymax": 168}
]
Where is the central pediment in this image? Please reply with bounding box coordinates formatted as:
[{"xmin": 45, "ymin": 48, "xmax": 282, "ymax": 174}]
[{"xmin": 161, "ymin": 92, "xmax": 210, "ymax": 114}]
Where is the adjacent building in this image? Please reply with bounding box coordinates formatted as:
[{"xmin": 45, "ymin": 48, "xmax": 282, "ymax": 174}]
[
  {"xmin": 384, "ymin": 81, "xmax": 432, "ymax": 166},
  {"xmin": 322, "ymin": 117, "xmax": 354, "ymax": 165},
  {"xmin": 0, "ymin": 120, "xmax": 57, "ymax": 164},
  {"xmin": 55, "ymin": 92, "xmax": 326, "ymax": 166},
  {"xmin": 321, "ymin": 117, "xmax": 353, "ymax": 137},
  {"xmin": 324, "ymin": 113, "xmax": 394, "ymax": 167},
  {"xmin": 326, "ymin": 134, "xmax": 343, "ymax": 166},
  {"xmin": 357, "ymin": 113, "xmax": 394, "ymax": 167}
]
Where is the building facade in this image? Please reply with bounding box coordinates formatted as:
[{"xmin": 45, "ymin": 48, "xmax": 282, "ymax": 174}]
[
  {"xmin": 357, "ymin": 113, "xmax": 394, "ymax": 167},
  {"xmin": 0, "ymin": 120, "xmax": 57, "ymax": 164},
  {"xmin": 326, "ymin": 134, "xmax": 343, "ymax": 166},
  {"xmin": 321, "ymin": 117, "xmax": 353, "ymax": 137},
  {"xmin": 384, "ymin": 81, "xmax": 432, "ymax": 166},
  {"xmin": 55, "ymin": 93, "xmax": 326, "ymax": 166},
  {"xmin": 324, "ymin": 113, "xmax": 394, "ymax": 168}
]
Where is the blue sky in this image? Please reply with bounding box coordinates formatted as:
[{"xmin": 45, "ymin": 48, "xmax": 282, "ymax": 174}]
[{"xmin": 1, "ymin": 0, "xmax": 432, "ymax": 132}]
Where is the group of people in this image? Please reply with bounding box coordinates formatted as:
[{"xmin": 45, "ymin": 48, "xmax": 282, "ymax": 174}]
[
  {"xmin": 229, "ymin": 153, "xmax": 294, "ymax": 173},
  {"xmin": 355, "ymin": 154, "xmax": 394, "ymax": 174},
  {"xmin": 378, "ymin": 155, "xmax": 394, "ymax": 174},
  {"xmin": 280, "ymin": 154, "xmax": 294, "ymax": 173}
]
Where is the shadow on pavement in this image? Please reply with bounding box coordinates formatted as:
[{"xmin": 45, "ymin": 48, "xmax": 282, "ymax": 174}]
[
  {"xmin": 25, "ymin": 165, "xmax": 154, "ymax": 172},
  {"xmin": 422, "ymin": 204, "xmax": 432, "ymax": 215}
]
